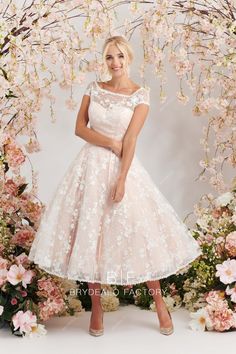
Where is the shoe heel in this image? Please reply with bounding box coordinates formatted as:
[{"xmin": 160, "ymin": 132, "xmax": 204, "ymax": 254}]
[
  {"xmin": 89, "ymin": 328, "xmax": 104, "ymax": 336},
  {"xmin": 159, "ymin": 309, "xmax": 174, "ymax": 335},
  {"xmin": 89, "ymin": 312, "xmax": 104, "ymax": 337}
]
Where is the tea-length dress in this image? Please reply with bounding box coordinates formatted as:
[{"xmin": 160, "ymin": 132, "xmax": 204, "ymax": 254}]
[{"xmin": 28, "ymin": 80, "xmax": 202, "ymax": 285}]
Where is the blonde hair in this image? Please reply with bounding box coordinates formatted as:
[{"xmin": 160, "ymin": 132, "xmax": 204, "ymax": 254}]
[{"xmin": 101, "ymin": 35, "xmax": 134, "ymax": 78}]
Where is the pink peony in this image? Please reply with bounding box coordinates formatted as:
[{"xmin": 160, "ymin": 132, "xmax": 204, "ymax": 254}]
[
  {"xmin": 7, "ymin": 264, "xmax": 35, "ymax": 288},
  {"xmin": 215, "ymin": 259, "xmax": 236, "ymax": 284},
  {"xmin": 12, "ymin": 310, "xmax": 37, "ymax": 334},
  {"xmin": 205, "ymin": 291, "xmax": 236, "ymax": 331}
]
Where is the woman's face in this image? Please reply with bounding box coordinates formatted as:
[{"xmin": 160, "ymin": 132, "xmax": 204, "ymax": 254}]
[{"xmin": 105, "ymin": 44, "xmax": 128, "ymax": 77}]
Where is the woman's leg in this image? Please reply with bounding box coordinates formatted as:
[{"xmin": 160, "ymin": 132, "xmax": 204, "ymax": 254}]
[
  {"xmin": 88, "ymin": 282, "xmax": 104, "ymax": 329},
  {"xmin": 146, "ymin": 280, "xmax": 172, "ymax": 328}
]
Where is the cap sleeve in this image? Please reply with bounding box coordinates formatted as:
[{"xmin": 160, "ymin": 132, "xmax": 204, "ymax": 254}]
[
  {"xmin": 135, "ymin": 87, "xmax": 150, "ymax": 108},
  {"xmin": 84, "ymin": 81, "xmax": 94, "ymax": 96}
]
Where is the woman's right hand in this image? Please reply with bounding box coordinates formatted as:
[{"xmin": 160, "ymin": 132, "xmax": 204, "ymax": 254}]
[{"xmin": 111, "ymin": 139, "xmax": 123, "ymax": 158}]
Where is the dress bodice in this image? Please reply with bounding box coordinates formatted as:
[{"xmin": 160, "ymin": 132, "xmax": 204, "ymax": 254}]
[{"xmin": 84, "ymin": 80, "xmax": 150, "ymax": 140}]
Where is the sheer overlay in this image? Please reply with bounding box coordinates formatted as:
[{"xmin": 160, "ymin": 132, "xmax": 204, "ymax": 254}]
[{"xmin": 28, "ymin": 80, "xmax": 202, "ymax": 285}]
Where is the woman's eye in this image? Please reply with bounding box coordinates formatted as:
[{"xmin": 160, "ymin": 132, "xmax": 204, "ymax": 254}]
[{"xmin": 106, "ymin": 55, "xmax": 123, "ymax": 60}]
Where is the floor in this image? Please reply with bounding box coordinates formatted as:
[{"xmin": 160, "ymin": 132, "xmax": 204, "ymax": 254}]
[{"xmin": 0, "ymin": 305, "xmax": 234, "ymax": 354}]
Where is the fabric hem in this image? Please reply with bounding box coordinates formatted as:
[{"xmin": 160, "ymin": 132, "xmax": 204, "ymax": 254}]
[{"xmin": 31, "ymin": 249, "xmax": 202, "ymax": 286}]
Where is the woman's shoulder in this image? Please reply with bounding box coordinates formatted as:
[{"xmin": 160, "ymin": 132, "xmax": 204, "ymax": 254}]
[{"xmin": 84, "ymin": 80, "xmax": 96, "ymax": 96}]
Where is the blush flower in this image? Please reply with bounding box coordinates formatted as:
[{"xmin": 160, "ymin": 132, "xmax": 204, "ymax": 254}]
[
  {"xmin": 226, "ymin": 284, "xmax": 236, "ymax": 303},
  {"xmin": 7, "ymin": 264, "xmax": 34, "ymax": 288},
  {"xmin": 215, "ymin": 259, "xmax": 236, "ymax": 284},
  {"xmin": 5, "ymin": 142, "xmax": 25, "ymax": 168},
  {"xmin": 12, "ymin": 310, "xmax": 37, "ymax": 334},
  {"xmin": 0, "ymin": 257, "xmax": 8, "ymax": 287}
]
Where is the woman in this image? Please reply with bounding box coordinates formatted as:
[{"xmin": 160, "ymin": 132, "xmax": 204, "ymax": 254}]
[{"xmin": 28, "ymin": 35, "xmax": 202, "ymax": 337}]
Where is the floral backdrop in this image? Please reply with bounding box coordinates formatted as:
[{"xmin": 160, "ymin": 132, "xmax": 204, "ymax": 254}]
[{"xmin": 0, "ymin": 0, "xmax": 235, "ymax": 337}]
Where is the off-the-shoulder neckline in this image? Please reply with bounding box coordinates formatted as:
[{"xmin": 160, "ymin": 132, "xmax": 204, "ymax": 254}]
[{"xmin": 95, "ymin": 80, "xmax": 144, "ymax": 97}]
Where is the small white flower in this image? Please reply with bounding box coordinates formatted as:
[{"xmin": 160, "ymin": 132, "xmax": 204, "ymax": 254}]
[
  {"xmin": 25, "ymin": 324, "xmax": 47, "ymax": 338},
  {"xmin": 0, "ymin": 305, "xmax": 4, "ymax": 315},
  {"xmin": 189, "ymin": 308, "xmax": 212, "ymax": 331}
]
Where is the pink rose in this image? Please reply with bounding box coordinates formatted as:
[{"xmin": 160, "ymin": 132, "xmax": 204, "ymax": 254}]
[{"xmin": 11, "ymin": 298, "xmax": 18, "ymax": 305}]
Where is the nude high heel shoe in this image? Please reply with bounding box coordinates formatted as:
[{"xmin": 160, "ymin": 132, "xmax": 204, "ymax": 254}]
[
  {"xmin": 89, "ymin": 312, "xmax": 104, "ymax": 337},
  {"xmin": 159, "ymin": 309, "xmax": 174, "ymax": 335}
]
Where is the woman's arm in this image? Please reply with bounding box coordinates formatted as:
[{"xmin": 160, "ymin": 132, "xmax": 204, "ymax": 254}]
[
  {"xmin": 110, "ymin": 103, "xmax": 149, "ymax": 203},
  {"xmin": 118, "ymin": 103, "xmax": 150, "ymax": 182},
  {"xmin": 75, "ymin": 95, "xmax": 118, "ymax": 152}
]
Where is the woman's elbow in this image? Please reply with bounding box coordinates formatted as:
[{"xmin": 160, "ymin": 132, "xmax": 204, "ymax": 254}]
[{"xmin": 75, "ymin": 125, "xmax": 85, "ymax": 137}]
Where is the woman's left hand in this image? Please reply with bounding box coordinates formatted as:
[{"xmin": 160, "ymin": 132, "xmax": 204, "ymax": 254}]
[{"xmin": 110, "ymin": 177, "xmax": 125, "ymax": 203}]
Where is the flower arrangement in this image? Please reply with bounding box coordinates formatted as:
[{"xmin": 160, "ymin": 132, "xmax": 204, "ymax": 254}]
[
  {"xmin": 183, "ymin": 188, "xmax": 236, "ymax": 331},
  {"xmin": 0, "ymin": 132, "xmax": 80, "ymax": 337}
]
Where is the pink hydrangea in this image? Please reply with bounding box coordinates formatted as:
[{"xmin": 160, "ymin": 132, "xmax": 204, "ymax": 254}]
[
  {"xmin": 37, "ymin": 278, "xmax": 60, "ymax": 297},
  {"xmin": 205, "ymin": 290, "xmax": 225, "ymax": 306},
  {"xmin": 38, "ymin": 298, "xmax": 65, "ymax": 321},
  {"xmin": 207, "ymin": 305, "xmax": 235, "ymax": 332},
  {"xmin": 205, "ymin": 290, "xmax": 236, "ymax": 331},
  {"xmin": 11, "ymin": 230, "xmax": 35, "ymax": 248}
]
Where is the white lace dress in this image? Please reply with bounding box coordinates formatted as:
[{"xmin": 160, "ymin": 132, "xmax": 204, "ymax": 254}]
[{"xmin": 28, "ymin": 80, "xmax": 202, "ymax": 285}]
